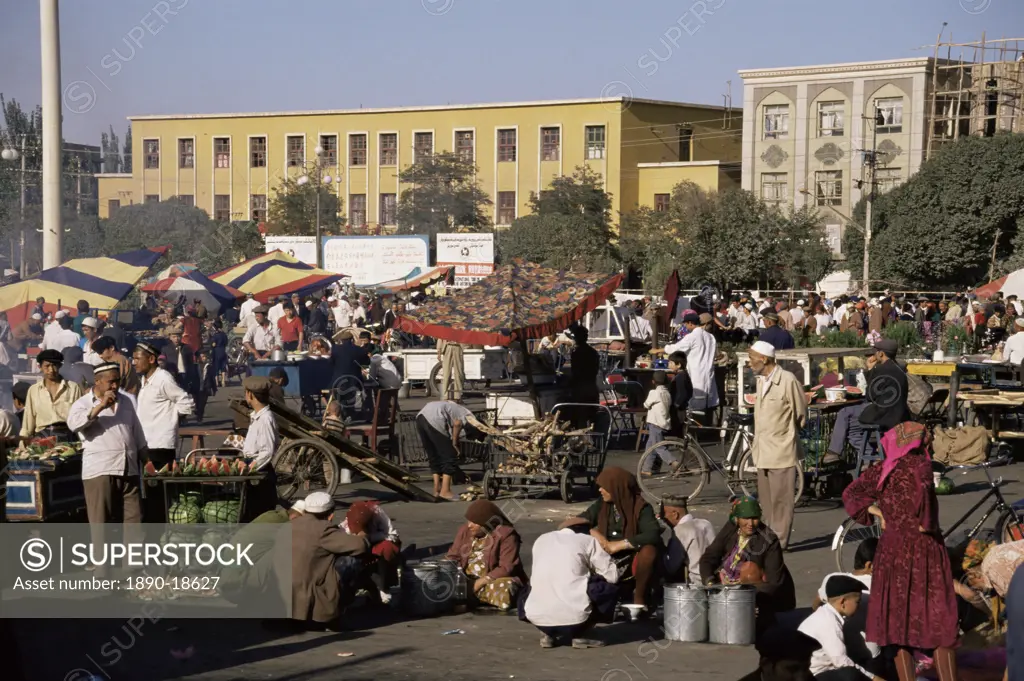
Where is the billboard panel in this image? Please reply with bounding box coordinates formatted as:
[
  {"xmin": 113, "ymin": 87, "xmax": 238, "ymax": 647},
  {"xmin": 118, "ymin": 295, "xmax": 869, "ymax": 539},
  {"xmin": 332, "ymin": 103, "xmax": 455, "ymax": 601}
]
[{"xmin": 321, "ymin": 235, "xmax": 430, "ymax": 285}]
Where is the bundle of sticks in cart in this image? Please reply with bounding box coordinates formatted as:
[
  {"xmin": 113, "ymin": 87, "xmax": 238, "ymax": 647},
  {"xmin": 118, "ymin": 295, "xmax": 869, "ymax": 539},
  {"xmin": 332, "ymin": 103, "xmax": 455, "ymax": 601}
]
[{"xmin": 472, "ymin": 414, "xmax": 593, "ymax": 475}]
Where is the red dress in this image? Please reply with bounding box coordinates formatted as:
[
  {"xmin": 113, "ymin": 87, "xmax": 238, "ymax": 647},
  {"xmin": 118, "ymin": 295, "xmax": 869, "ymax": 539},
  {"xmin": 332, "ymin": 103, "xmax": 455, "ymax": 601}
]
[{"xmin": 842, "ymin": 452, "xmax": 959, "ymax": 650}]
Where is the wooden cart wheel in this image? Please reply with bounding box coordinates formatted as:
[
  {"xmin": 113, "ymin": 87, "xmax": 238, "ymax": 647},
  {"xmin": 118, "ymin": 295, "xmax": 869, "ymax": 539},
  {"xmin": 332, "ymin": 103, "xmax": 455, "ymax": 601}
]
[
  {"xmin": 483, "ymin": 470, "xmax": 500, "ymax": 501},
  {"xmin": 273, "ymin": 438, "xmax": 340, "ymax": 501},
  {"xmin": 559, "ymin": 469, "xmax": 576, "ymax": 503}
]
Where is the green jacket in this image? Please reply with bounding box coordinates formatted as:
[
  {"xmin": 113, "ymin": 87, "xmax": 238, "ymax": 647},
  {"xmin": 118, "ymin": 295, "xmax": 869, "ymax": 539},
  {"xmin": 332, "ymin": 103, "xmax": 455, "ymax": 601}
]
[{"xmin": 579, "ymin": 499, "xmax": 662, "ymax": 547}]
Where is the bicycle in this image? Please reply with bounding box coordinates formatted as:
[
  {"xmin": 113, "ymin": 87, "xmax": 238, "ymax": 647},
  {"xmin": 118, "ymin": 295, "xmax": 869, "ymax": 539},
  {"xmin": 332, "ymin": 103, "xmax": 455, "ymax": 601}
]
[
  {"xmin": 636, "ymin": 409, "xmax": 805, "ymax": 505},
  {"xmin": 831, "ymin": 454, "xmax": 1024, "ymax": 572}
]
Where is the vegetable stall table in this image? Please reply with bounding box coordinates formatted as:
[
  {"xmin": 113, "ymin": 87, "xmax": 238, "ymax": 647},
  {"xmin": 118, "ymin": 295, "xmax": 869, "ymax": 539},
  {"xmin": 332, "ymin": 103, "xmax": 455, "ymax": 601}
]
[
  {"xmin": 945, "ymin": 360, "xmax": 1023, "ymax": 427},
  {"xmin": 5, "ymin": 445, "xmax": 86, "ymax": 521},
  {"xmin": 142, "ymin": 453, "xmax": 270, "ymax": 524},
  {"xmin": 250, "ymin": 356, "xmax": 334, "ymax": 417},
  {"xmin": 955, "ymin": 390, "xmax": 1024, "ymax": 441}
]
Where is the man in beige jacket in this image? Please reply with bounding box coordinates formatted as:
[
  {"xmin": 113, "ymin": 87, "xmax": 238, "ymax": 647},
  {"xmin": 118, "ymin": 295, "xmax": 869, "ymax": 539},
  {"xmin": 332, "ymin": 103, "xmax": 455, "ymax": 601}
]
[{"xmin": 749, "ymin": 340, "xmax": 806, "ymax": 550}]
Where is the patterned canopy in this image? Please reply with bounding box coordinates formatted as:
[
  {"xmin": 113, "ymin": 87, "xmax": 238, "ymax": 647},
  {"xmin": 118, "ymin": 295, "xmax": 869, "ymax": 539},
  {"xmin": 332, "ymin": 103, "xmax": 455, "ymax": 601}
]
[
  {"xmin": 0, "ymin": 246, "xmax": 170, "ymax": 325},
  {"xmin": 395, "ymin": 260, "xmax": 623, "ymax": 346},
  {"xmin": 210, "ymin": 250, "xmax": 345, "ymax": 302}
]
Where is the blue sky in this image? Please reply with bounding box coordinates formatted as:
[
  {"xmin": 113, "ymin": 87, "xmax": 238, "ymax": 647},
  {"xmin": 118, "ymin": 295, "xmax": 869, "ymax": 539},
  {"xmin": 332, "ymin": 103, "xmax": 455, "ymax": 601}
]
[{"xmin": 1, "ymin": 0, "xmax": 1021, "ymax": 144}]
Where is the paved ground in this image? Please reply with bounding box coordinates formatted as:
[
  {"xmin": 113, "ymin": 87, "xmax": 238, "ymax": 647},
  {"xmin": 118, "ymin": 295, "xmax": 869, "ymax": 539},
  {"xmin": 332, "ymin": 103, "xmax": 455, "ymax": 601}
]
[{"xmin": 12, "ymin": 387, "xmax": 1024, "ymax": 681}]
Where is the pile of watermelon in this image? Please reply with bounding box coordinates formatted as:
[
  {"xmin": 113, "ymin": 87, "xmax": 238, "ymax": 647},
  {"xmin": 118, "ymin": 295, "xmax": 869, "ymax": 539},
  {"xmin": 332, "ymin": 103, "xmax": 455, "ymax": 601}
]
[{"xmin": 143, "ymin": 456, "xmax": 260, "ymax": 477}]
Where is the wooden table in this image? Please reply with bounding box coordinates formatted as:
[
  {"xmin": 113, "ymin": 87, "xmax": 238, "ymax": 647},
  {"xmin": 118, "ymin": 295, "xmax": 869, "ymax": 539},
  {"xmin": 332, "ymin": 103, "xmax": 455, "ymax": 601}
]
[
  {"xmin": 956, "ymin": 391, "xmax": 1024, "ymax": 439},
  {"xmin": 906, "ymin": 361, "xmax": 958, "ymax": 377}
]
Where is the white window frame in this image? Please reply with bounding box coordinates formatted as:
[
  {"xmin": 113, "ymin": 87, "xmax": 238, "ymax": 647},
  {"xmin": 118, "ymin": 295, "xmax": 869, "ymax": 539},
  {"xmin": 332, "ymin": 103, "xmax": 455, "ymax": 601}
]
[
  {"xmin": 348, "ymin": 132, "xmax": 369, "ymax": 167},
  {"xmin": 874, "ymin": 97, "xmax": 904, "ymax": 134},
  {"xmin": 815, "ymin": 170, "xmax": 843, "ymax": 206},
  {"xmin": 760, "ymin": 172, "xmax": 788, "ymax": 205},
  {"xmin": 585, "ymin": 124, "xmax": 606, "ymax": 160},
  {"xmin": 284, "ymin": 133, "xmax": 306, "ymax": 169},
  {"xmin": 176, "ymin": 137, "xmax": 194, "ymax": 170},
  {"xmin": 817, "ymin": 101, "xmax": 844, "ymax": 137},
  {"xmin": 453, "ymin": 128, "xmax": 476, "ymax": 164},
  {"xmin": 378, "ymin": 131, "xmax": 399, "ymax": 167},
  {"xmin": 248, "ymin": 134, "xmax": 268, "ymax": 169},
  {"xmin": 249, "ymin": 193, "xmax": 267, "ymax": 222},
  {"xmin": 539, "ymin": 125, "xmax": 561, "ymax": 162},
  {"xmin": 349, "ymin": 193, "xmax": 367, "ymax": 227},
  {"xmin": 496, "ymin": 190, "xmax": 517, "ymax": 226},
  {"xmin": 496, "ymin": 127, "xmax": 518, "ymax": 163},
  {"xmin": 379, "ymin": 193, "xmax": 397, "ymax": 226},
  {"xmin": 143, "ymin": 137, "xmax": 161, "ymax": 170},
  {"xmin": 763, "ymin": 104, "xmax": 789, "ymax": 140}
]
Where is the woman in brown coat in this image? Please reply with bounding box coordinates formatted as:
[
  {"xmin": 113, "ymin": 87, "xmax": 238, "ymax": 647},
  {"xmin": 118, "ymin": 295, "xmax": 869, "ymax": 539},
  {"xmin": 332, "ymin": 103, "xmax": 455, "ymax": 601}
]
[{"xmin": 446, "ymin": 500, "xmax": 527, "ymax": 610}]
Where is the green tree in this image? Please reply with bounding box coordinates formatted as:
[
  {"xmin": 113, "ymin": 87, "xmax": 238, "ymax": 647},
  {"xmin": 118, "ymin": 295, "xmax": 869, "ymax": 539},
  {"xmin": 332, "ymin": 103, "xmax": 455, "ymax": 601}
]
[
  {"xmin": 101, "ymin": 125, "xmax": 122, "ymax": 173},
  {"xmin": 496, "ymin": 213, "xmax": 619, "ymax": 273},
  {"xmin": 844, "ymin": 133, "xmax": 1024, "ymax": 289},
  {"xmin": 396, "ymin": 151, "xmax": 491, "ymax": 243},
  {"xmin": 528, "ymin": 165, "xmax": 612, "ymax": 233},
  {"xmin": 266, "ymin": 175, "xmax": 343, "ymax": 237},
  {"xmin": 123, "ymin": 124, "xmax": 133, "ymax": 173},
  {"xmin": 619, "ymin": 181, "xmax": 832, "ymax": 293}
]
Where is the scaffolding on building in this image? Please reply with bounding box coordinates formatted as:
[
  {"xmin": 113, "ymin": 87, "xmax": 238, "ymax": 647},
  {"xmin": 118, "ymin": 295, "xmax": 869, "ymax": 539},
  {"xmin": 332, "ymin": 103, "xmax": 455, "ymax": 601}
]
[{"xmin": 927, "ymin": 33, "xmax": 1024, "ymax": 159}]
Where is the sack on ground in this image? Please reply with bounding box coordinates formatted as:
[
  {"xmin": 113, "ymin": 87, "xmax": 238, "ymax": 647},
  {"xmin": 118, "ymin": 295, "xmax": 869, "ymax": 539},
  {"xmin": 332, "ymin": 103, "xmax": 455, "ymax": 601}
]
[
  {"xmin": 905, "ymin": 371, "xmax": 934, "ymax": 416},
  {"xmin": 932, "ymin": 425, "xmax": 988, "ymax": 466}
]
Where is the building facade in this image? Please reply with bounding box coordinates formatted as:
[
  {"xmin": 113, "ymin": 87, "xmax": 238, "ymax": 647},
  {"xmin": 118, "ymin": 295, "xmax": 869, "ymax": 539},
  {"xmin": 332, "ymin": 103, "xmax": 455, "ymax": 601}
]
[
  {"xmin": 96, "ymin": 97, "xmax": 742, "ymax": 225},
  {"xmin": 739, "ymin": 58, "xmax": 939, "ymax": 255}
]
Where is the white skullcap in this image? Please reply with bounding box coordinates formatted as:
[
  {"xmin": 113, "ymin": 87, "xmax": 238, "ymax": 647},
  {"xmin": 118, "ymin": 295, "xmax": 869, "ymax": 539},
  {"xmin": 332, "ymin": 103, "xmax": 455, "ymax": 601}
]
[
  {"xmin": 31, "ymin": 313, "xmax": 42, "ymax": 320},
  {"xmin": 744, "ymin": 303, "xmax": 753, "ymax": 310},
  {"xmin": 797, "ymin": 299, "xmax": 805, "ymax": 306},
  {"xmin": 1016, "ymin": 318, "xmax": 1024, "ymax": 328},
  {"xmin": 290, "ymin": 499, "xmax": 307, "ymax": 514},
  {"xmin": 305, "ymin": 300, "xmax": 314, "ymax": 308},
  {"xmin": 81, "ymin": 316, "xmax": 99, "ymax": 328},
  {"xmin": 327, "ymin": 296, "xmax": 336, "ymax": 302},
  {"xmin": 870, "ymin": 298, "xmax": 879, "ymax": 306},
  {"xmin": 303, "ymin": 491, "xmax": 334, "ymax": 514},
  {"xmin": 749, "ymin": 340, "xmax": 776, "ymax": 358},
  {"xmin": 54, "ymin": 310, "xmax": 67, "ymax": 319}
]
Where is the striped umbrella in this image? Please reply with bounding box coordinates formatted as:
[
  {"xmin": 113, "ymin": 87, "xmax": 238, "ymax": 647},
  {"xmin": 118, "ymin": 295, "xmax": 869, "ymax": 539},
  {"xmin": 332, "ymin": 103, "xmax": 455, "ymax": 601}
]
[
  {"xmin": 0, "ymin": 246, "xmax": 170, "ymax": 325},
  {"xmin": 141, "ymin": 270, "xmax": 244, "ymax": 314},
  {"xmin": 210, "ymin": 250, "xmax": 345, "ymax": 302},
  {"xmin": 148, "ymin": 262, "xmax": 198, "ymax": 283}
]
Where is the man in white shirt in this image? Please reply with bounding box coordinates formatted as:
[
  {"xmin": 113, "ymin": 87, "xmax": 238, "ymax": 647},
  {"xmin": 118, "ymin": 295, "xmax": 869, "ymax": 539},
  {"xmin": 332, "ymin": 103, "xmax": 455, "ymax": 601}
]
[
  {"xmin": 662, "ymin": 311, "xmax": 720, "ymax": 413},
  {"xmin": 80, "ymin": 317, "xmax": 103, "ymax": 365},
  {"xmin": 241, "ymin": 376, "xmax": 280, "ymax": 515},
  {"xmin": 798, "ymin": 575, "xmax": 884, "ymax": 681},
  {"xmin": 67, "ymin": 362, "xmax": 146, "ymax": 545},
  {"xmin": 42, "ymin": 315, "xmax": 82, "ymax": 354},
  {"xmin": 239, "ymin": 292, "xmax": 261, "ymax": 330},
  {"xmin": 39, "ymin": 310, "xmax": 66, "ymax": 350},
  {"xmin": 267, "ymin": 296, "xmax": 286, "ymax": 327},
  {"xmin": 133, "ymin": 341, "xmax": 195, "ymax": 472},
  {"xmin": 332, "ymin": 295, "xmax": 354, "ymax": 329},
  {"xmin": 1008, "ymin": 294, "xmax": 1023, "ymax": 317},
  {"xmin": 790, "ymin": 300, "xmax": 806, "ymax": 328},
  {"xmin": 661, "ymin": 495, "xmax": 716, "ymax": 585},
  {"xmin": 1005, "ymin": 318, "xmax": 1024, "ymax": 365},
  {"xmin": 368, "ymin": 354, "xmax": 402, "ymax": 390},
  {"xmin": 523, "ymin": 517, "xmax": 619, "ymax": 649},
  {"xmin": 242, "ymin": 307, "xmax": 282, "ymax": 360},
  {"xmin": 352, "ymin": 296, "xmax": 368, "ymax": 328}
]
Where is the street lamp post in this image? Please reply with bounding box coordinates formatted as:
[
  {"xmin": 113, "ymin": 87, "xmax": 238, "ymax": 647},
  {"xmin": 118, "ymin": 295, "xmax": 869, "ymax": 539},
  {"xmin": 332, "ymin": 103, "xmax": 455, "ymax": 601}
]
[
  {"xmin": 296, "ymin": 145, "xmax": 339, "ymax": 269},
  {"xmin": 40, "ymin": 0, "xmax": 63, "ymax": 269},
  {"xmin": 1, "ymin": 137, "xmax": 27, "ymax": 277}
]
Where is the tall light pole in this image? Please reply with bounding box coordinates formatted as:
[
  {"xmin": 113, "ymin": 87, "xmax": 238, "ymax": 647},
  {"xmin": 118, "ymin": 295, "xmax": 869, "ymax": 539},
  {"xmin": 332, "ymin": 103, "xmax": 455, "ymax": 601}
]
[
  {"xmin": 297, "ymin": 145, "xmax": 338, "ymax": 269},
  {"xmin": 861, "ymin": 109, "xmax": 885, "ymax": 298},
  {"xmin": 40, "ymin": 0, "xmax": 63, "ymax": 269},
  {"xmin": 1, "ymin": 136, "xmax": 27, "ymax": 276}
]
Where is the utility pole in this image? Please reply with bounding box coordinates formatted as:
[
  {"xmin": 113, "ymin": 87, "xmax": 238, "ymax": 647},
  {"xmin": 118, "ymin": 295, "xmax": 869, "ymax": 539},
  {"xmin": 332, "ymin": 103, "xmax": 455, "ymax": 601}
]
[
  {"xmin": 861, "ymin": 109, "xmax": 884, "ymax": 298},
  {"xmin": 19, "ymin": 135, "xmax": 26, "ymax": 278},
  {"xmin": 40, "ymin": 0, "xmax": 63, "ymax": 270}
]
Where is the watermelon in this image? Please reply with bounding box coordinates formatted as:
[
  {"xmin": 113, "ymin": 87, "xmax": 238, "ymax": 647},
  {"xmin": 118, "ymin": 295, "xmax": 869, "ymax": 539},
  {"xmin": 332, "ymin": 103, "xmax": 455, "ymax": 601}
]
[
  {"xmin": 144, "ymin": 461, "xmax": 158, "ymax": 476},
  {"xmin": 208, "ymin": 455, "xmax": 219, "ymax": 471},
  {"xmin": 168, "ymin": 494, "xmax": 202, "ymax": 524},
  {"xmin": 157, "ymin": 464, "xmax": 170, "ymax": 476},
  {"xmin": 935, "ymin": 477, "xmax": 955, "ymax": 495},
  {"xmin": 171, "ymin": 461, "xmax": 181, "ymax": 476},
  {"xmin": 219, "ymin": 460, "xmax": 232, "ymax": 476},
  {"xmin": 249, "ymin": 461, "xmax": 262, "ymax": 475},
  {"xmin": 196, "ymin": 457, "xmax": 209, "ymax": 474}
]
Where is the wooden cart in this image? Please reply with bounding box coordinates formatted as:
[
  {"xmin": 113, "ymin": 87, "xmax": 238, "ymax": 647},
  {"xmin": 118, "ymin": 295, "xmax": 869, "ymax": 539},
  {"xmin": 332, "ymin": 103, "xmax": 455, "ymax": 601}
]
[{"xmin": 6, "ymin": 455, "xmax": 86, "ymax": 522}]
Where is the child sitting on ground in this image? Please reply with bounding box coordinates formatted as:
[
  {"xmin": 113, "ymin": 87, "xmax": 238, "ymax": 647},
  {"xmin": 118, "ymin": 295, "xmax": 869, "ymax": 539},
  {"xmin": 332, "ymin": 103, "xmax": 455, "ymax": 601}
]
[
  {"xmin": 798, "ymin": 574, "xmax": 885, "ymax": 681},
  {"xmin": 640, "ymin": 371, "xmax": 678, "ymax": 476}
]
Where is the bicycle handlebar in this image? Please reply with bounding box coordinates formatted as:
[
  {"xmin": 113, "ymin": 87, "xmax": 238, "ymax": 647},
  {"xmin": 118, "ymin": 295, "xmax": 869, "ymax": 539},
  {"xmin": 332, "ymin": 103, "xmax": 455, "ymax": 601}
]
[{"xmin": 941, "ymin": 454, "xmax": 1012, "ymax": 476}]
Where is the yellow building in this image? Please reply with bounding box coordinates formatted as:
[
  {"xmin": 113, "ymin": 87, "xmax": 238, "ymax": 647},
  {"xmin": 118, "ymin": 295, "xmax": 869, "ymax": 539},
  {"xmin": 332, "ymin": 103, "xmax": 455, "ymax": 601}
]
[{"xmin": 96, "ymin": 97, "xmax": 741, "ymax": 226}]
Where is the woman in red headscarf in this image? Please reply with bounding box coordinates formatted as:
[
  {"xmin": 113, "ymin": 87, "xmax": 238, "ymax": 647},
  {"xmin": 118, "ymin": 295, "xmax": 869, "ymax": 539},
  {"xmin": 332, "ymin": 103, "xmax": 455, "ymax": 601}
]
[
  {"xmin": 842, "ymin": 422, "xmax": 959, "ymax": 681},
  {"xmin": 446, "ymin": 499, "xmax": 527, "ymax": 611},
  {"xmin": 341, "ymin": 501, "xmax": 401, "ymax": 604},
  {"xmin": 577, "ymin": 466, "xmax": 663, "ymax": 609}
]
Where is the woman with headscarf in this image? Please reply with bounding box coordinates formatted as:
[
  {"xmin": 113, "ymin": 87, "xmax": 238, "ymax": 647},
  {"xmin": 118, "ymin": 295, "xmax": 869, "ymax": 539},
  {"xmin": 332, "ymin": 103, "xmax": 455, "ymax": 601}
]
[
  {"xmin": 698, "ymin": 496, "xmax": 796, "ymax": 624},
  {"xmin": 577, "ymin": 466, "xmax": 662, "ymax": 609},
  {"xmin": 445, "ymin": 500, "xmax": 527, "ymax": 610},
  {"xmin": 842, "ymin": 422, "xmax": 959, "ymax": 681},
  {"xmin": 340, "ymin": 500, "xmax": 401, "ymax": 605}
]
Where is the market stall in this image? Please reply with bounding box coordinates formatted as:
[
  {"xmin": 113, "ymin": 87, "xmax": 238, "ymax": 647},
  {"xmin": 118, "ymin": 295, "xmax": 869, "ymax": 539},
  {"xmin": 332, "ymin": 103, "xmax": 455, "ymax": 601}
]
[
  {"xmin": 391, "ymin": 347, "xmax": 507, "ymax": 398},
  {"xmin": 733, "ymin": 347, "xmax": 867, "ymax": 411},
  {"xmin": 210, "ymin": 250, "xmax": 345, "ymax": 302},
  {"xmin": 395, "ymin": 260, "xmax": 622, "ymax": 417},
  {"xmin": 5, "ymin": 442, "xmax": 85, "ymax": 521},
  {"xmin": 142, "ymin": 269, "xmax": 244, "ymax": 316}
]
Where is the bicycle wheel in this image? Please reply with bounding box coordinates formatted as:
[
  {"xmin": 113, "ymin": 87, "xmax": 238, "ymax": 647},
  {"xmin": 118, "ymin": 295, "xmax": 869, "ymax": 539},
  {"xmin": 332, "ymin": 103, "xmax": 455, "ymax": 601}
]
[
  {"xmin": 997, "ymin": 509, "xmax": 1024, "ymax": 543},
  {"xmin": 636, "ymin": 438, "xmax": 708, "ymax": 505},
  {"xmin": 737, "ymin": 451, "xmax": 805, "ymax": 504},
  {"xmin": 833, "ymin": 516, "xmax": 882, "ymax": 572}
]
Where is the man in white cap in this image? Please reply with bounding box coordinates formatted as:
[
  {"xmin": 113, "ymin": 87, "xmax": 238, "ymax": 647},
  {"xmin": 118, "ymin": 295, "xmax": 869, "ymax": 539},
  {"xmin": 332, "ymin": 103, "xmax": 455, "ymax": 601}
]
[
  {"xmin": 66, "ymin": 361, "xmax": 146, "ymax": 549},
  {"xmin": 39, "ymin": 314, "xmax": 81, "ymax": 354},
  {"xmin": 290, "ymin": 490, "xmax": 369, "ymax": 628},
  {"xmin": 133, "ymin": 341, "xmax": 195, "ymax": 473},
  {"xmin": 240, "ymin": 292, "xmax": 260, "ymax": 330},
  {"xmin": 790, "ymin": 300, "xmax": 806, "ymax": 329},
  {"xmin": 11, "ymin": 313, "xmax": 44, "ymax": 351},
  {"xmin": 79, "ymin": 317, "xmax": 102, "ymax": 365},
  {"xmin": 1005, "ymin": 317, "xmax": 1024, "ymax": 365},
  {"xmin": 332, "ymin": 294, "xmax": 354, "ymax": 330},
  {"xmin": 748, "ymin": 340, "xmax": 806, "ymax": 550},
  {"xmin": 39, "ymin": 310, "xmax": 65, "ymax": 350}
]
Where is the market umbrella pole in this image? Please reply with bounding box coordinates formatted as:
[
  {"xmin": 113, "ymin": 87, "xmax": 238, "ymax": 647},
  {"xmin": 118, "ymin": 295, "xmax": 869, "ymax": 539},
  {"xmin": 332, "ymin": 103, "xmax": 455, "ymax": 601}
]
[{"xmin": 520, "ymin": 338, "xmax": 541, "ymax": 419}]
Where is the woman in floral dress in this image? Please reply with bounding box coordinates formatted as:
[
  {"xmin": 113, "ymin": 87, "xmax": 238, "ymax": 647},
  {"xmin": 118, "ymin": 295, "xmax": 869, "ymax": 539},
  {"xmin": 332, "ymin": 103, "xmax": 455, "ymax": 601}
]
[
  {"xmin": 445, "ymin": 500, "xmax": 527, "ymax": 610},
  {"xmin": 842, "ymin": 421, "xmax": 960, "ymax": 681}
]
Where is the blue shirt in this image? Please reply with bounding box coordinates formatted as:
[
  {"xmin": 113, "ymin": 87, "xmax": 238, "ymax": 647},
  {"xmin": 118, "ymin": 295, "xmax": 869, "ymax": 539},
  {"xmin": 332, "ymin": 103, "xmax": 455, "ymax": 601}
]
[{"xmin": 758, "ymin": 325, "xmax": 794, "ymax": 351}]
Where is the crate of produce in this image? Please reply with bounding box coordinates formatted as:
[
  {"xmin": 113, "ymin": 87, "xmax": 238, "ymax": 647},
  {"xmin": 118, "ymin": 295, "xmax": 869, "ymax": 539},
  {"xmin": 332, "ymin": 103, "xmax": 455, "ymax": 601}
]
[{"xmin": 6, "ymin": 443, "xmax": 85, "ymax": 521}]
